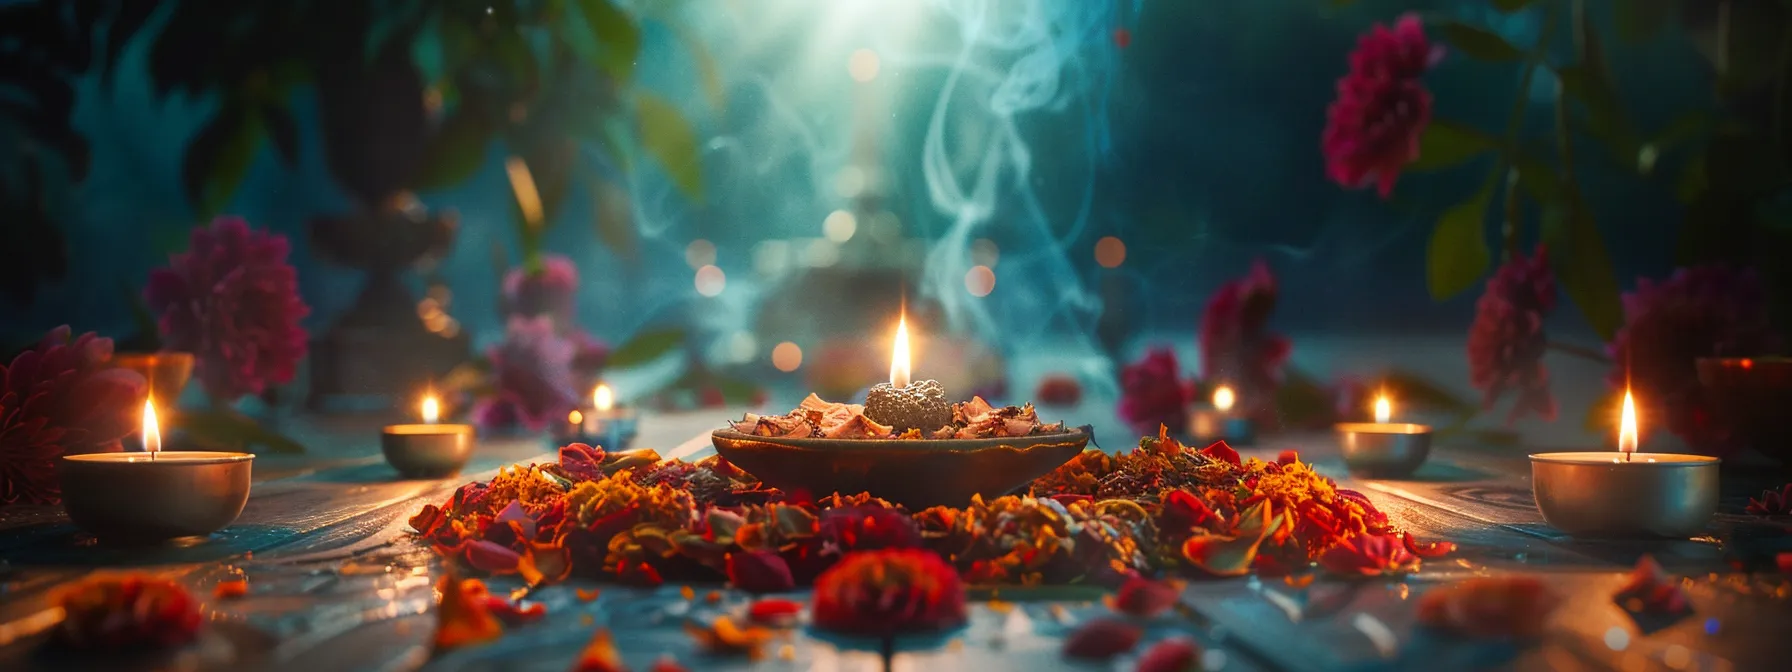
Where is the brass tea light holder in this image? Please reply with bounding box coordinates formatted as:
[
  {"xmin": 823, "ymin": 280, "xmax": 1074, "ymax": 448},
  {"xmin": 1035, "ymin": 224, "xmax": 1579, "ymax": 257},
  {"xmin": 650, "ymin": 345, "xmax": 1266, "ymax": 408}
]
[
  {"xmin": 381, "ymin": 393, "xmax": 475, "ymax": 478},
  {"xmin": 1186, "ymin": 385, "xmax": 1255, "ymax": 446},
  {"xmin": 1335, "ymin": 394, "xmax": 1432, "ymax": 478},
  {"xmin": 1530, "ymin": 389, "xmax": 1719, "ymax": 538},
  {"xmin": 59, "ymin": 400, "xmax": 253, "ymax": 544},
  {"xmin": 554, "ymin": 383, "xmax": 638, "ymax": 451}
]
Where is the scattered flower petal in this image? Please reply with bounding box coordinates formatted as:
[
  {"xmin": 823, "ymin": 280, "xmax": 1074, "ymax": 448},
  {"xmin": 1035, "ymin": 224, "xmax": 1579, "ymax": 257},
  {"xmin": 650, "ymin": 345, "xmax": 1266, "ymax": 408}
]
[
  {"xmin": 214, "ymin": 579, "xmax": 248, "ymax": 600},
  {"xmin": 1746, "ymin": 483, "xmax": 1791, "ymax": 516},
  {"xmin": 1614, "ymin": 555, "xmax": 1691, "ymax": 617},
  {"xmin": 55, "ymin": 575, "xmax": 201, "ymax": 649},
  {"xmin": 1062, "ymin": 619, "xmax": 1144, "ymax": 660},
  {"xmin": 1402, "ymin": 532, "xmax": 1457, "ymax": 559},
  {"xmin": 570, "ymin": 629, "xmax": 627, "ymax": 672},
  {"xmin": 1108, "ymin": 576, "xmax": 1183, "ymax": 618},
  {"xmin": 685, "ymin": 617, "xmax": 774, "ymax": 658},
  {"xmin": 1417, "ymin": 577, "xmax": 1561, "ymax": 640},
  {"xmin": 747, "ymin": 598, "xmax": 803, "ymax": 625},
  {"xmin": 1134, "ymin": 637, "xmax": 1201, "ymax": 672}
]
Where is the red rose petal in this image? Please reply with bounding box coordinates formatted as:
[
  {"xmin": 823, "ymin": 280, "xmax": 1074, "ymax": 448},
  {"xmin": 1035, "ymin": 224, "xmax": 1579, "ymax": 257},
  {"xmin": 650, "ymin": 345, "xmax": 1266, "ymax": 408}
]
[
  {"xmin": 1110, "ymin": 576, "xmax": 1181, "ymax": 618},
  {"xmin": 747, "ymin": 598, "xmax": 804, "ymax": 625},
  {"xmin": 726, "ymin": 551, "xmax": 795, "ymax": 593},
  {"xmin": 463, "ymin": 540, "xmax": 524, "ymax": 574},
  {"xmin": 1199, "ymin": 441, "xmax": 1241, "ymax": 467},
  {"xmin": 1402, "ymin": 532, "xmax": 1457, "ymax": 559},
  {"xmin": 1063, "ymin": 619, "xmax": 1144, "ymax": 659},
  {"xmin": 1135, "ymin": 637, "xmax": 1201, "ymax": 672}
]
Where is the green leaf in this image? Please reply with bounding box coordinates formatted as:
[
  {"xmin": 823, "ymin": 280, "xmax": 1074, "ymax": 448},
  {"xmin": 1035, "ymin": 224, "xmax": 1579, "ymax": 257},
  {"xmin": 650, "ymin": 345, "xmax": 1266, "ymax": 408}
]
[
  {"xmin": 577, "ymin": 0, "xmax": 642, "ymax": 82},
  {"xmin": 172, "ymin": 409, "xmax": 306, "ymax": 454},
  {"xmin": 594, "ymin": 179, "xmax": 638, "ymax": 262},
  {"xmin": 1675, "ymin": 157, "xmax": 1707, "ymax": 205},
  {"xmin": 182, "ymin": 104, "xmax": 263, "ymax": 218},
  {"xmin": 1408, "ymin": 120, "xmax": 1498, "ymax": 172},
  {"xmin": 1426, "ymin": 186, "xmax": 1493, "ymax": 300},
  {"xmin": 1438, "ymin": 22, "xmax": 1524, "ymax": 62},
  {"xmin": 635, "ymin": 91, "xmax": 705, "ymax": 202},
  {"xmin": 1615, "ymin": 0, "xmax": 1677, "ymax": 43},
  {"xmin": 1542, "ymin": 193, "xmax": 1624, "ymax": 340},
  {"xmin": 711, "ymin": 375, "xmax": 764, "ymax": 405},
  {"xmin": 674, "ymin": 26, "xmax": 725, "ymax": 108},
  {"xmin": 1512, "ymin": 155, "xmax": 1567, "ymax": 204},
  {"xmin": 415, "ymin": 111, "xmax": 494, "ymax": 190},
  {"xmin": 607, "ymin": 328, "xmax": 687, "ymax": 369},
  {"xmin": 1491, "ymin": 0, "xmax": 1543, "ymax": 13}
]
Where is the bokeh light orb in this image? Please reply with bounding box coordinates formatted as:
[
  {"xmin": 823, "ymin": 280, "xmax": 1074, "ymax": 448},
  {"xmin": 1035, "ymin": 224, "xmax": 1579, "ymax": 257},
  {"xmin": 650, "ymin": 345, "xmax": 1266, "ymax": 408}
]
[
  {"xmin": 965, "ymin": 265, "xmax": 995, "ymax": 297},
  {"xmin": 1095, "ymin": 236, "xmax": 1126, "ymax": 268},
  {"xmin": 772, "ymin": 342, "xmax": 803, "ymax": 372},
  {"xmin": 848, "ymin": 48, "xmax": 880, "ymax": 82},
  {"xmin": 824, "ymin": 210, "xmax": 857, "ymax": 242},
  {"xmin": 695, "ymin": 265, "xmax": 726, "ymax": 297},
  {"xmin": 686, "ymin": 239, "xmax": 716, "ymax": 269}
]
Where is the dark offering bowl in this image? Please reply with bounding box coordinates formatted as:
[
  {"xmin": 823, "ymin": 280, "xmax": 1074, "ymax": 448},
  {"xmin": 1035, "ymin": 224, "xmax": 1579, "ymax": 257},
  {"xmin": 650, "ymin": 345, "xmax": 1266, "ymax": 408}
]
[
  {"xmin": 1696, "ymin": 357, "xmax": 1792, "ymax": 461},
  {"xmin": 711, "ymin": 428, "xmax": 1090, "ymax": 508}
]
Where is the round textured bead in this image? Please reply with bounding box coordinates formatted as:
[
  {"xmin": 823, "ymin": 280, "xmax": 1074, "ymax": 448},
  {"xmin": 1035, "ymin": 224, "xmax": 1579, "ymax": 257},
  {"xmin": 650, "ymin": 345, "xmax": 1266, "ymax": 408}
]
[{"xmin": 864, "ymin": 380, "xmax": 952, "ymax": 433}]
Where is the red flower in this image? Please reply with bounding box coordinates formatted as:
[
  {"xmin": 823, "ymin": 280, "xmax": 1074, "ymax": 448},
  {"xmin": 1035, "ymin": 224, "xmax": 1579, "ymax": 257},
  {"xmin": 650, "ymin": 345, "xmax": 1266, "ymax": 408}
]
[
  {"xmin": 1746, "ymin": 483, "xmax": 1791, "ymax": 516},
  {"xmin": 1613, "ymin": 554, "xmax": 1690, "ymax": 616},
  {"xmin": 726, "ymin": 551, "xmax": 795, "ymax": 594},
  {"xmin": 1198, "ymin": 260, "xmax": 1290, "ymax": 425},
  {"xmin": 1035, "ymin": 374, "xmax": 1083, "ymax": 406},
  {"xmin": 1608, "ymin": 266, "xmax": 1780, "ymax": 455},
  {"xmin": 1468, "ymin": 246, "xmax": 1558, "ymax": 423},
  {"xmin": 1322, "ymin": 13, "xmax": 1444, "ymax": 198},
  {"xmin": 1416, "ymin": 576, "xmax": 1561, "ymax": 640},
  {"xmin": 145, "ymin": 216, "xmax": 310, "ymax": 402},
  {"xmin": 1118, "ymin": 348, "xmax": 1189, "ymax": 436},
  {"xmin": 811, "ymin": 550, "xmax": 966, "ymax": 636},
  {"xmin": 1135, "ymin": 638, "xmax": 1201, "ymax": 672},
  {"xmin": 819, "ymin": 506, "xmax": 923, "ymax": 553},
  {"xmin": 1109, "ymin": 576, "xmax": 1182, "ymax": 618},
  {"xmin": 471, "ymin": 316, "xmax": 579, "ymax": 432},
  {"xmin": 502, "ymin": 253, "xmax": 579, "ymax": 323},
  {"xmin": 1, "ymin": 327, "xmax": 145, "ymax": 505},
  {"xmin": 1317, "ymin": 534, "xmax": 1419, "ymax": 577},
  {"xmin": 1062, "ymin": 619, "xmax": 1144, "ymax": 660},
  {"xmin": 55, "ymin": 575, "xmax": 202, "ymax": 649}
]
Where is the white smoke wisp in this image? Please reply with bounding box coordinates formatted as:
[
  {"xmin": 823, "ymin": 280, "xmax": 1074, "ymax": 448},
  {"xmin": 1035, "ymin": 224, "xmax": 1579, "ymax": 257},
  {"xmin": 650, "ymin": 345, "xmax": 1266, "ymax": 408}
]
[{"xmin": 913, "ymin": 0, "xmax": 1131, "ymax": 394}]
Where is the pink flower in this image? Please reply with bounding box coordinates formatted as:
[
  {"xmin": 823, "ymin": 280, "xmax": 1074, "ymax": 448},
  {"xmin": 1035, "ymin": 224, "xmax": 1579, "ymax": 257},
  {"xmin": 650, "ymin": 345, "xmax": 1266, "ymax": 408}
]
[
  {"xmin": 1323, "ymin": 14, "xmax": 1443, "ymax": 198},
  {"xmin": 144, "ymin": 216, "xmax": 310, "ymax": 402},
  {"xmin": 1467, "ymin": 246, "xmax": 1558, "ymax": 423},
  {"xmin": 471, "ymin": 317, "xmax": 579, "ymax": 432},
  {"xmin": 1118, "ymin": 348, "xmax": 1189, "ymax": 436},
  {"xmin": 502, "ymin": 254, "xmax": 579, "ymax": 322},
  {"xmin": 1, "ymin": 327, "xmax": 146, "ymax": 504},
  {"xmin": 1608, "ymin": 266, "xmax": 1779, "ymax": 455},
  {"xmin": 1198, "ymin": 260, "xmax": 1290, "ymax": 423}
]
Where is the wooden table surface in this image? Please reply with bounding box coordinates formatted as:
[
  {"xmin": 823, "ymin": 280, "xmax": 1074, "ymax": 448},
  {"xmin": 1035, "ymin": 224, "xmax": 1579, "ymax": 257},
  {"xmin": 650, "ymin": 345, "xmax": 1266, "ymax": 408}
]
[{"xmin": 3, "ymin": 405, "xmax": 1791, "ymax": 672}]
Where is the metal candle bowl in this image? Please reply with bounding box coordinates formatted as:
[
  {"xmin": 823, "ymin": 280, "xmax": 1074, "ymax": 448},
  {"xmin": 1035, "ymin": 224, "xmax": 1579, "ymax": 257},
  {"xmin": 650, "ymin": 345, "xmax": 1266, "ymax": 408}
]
[
  {"xmin": 1530, "ymin": 452, "xmax": 1719, "ymax": 538},
  {"xmin": 59, "ymin": 452, "xmax": 253, "ymax": 544},
  {"xmin": 382, "ymin": 424, "xmax": 475, "ymax": 478},
  {"xmin": 1335, "ymin": 423, "xmax": 1432, "ymax": 478}
]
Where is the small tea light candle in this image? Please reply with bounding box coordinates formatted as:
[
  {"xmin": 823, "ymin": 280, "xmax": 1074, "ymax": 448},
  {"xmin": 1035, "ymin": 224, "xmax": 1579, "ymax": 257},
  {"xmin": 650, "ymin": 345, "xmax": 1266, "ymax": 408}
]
[
  {"xmin": 864, "ymin": 315, "xmax": 952, "ymax": 432},
  {"xmin": 59, "ymin": 399, "xmax": 254, "ymax": 544},
  {"xmin": 382, "ymin": 394, "xmax": 475, "ymax": 478},
  {"xmin": 1335, "ymin": 394, "xmax": 1433, "ymax": 478},
  {"xmin": 556, "ymin": 383, "xmax": 639, "ymax": 451},
  {"xmin": 1531, "ymin": 389, "xmax": 1719, "ymax": 537},
  {"xmin": 1186, "ymin": 385, "xmax": 1254, "ymax": 445}
]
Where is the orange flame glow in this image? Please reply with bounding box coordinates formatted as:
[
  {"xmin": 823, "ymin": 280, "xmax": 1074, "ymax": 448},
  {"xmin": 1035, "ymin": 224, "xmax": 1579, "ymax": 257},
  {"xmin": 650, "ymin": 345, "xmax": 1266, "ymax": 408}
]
[
  {"xmin": 142, "ymin": 398, "xmax": 162, "ymax": 454},
  {"xmin": 594, "ymin": 384, "xmax": 614, "ymax": 412},
  {"xmin": 1212, "ymin": 385, "xmax": 1236, "ymax": 412},
  {"xmin": 890, "ymin": 315, "xmax": 911, "ymax": 388},
  {"xmin": 1618, "ymin": 389, "xmax": 1638, "ymax": 454},
  {"xmin": 421, "ymin": 395, "xmax": 441, "ymax": 424},
  {"xmin": 1374, "ymin": 395, "xmax": 1392, "ymax": 424}
]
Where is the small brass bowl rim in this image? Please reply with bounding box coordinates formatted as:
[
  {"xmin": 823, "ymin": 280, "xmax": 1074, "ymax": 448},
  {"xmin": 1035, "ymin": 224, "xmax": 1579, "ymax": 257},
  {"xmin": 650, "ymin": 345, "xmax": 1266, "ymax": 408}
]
[
  {"xmin": 383, "ymin": 423, "xmax": 476, "ymax": 436},
  {"xmin": 1529, "ymin": 451, "xmax": 1720, "ymax": 467},
  {"xmin": 709, "ymin": 427, "xmax": 1087, "ymax": 452},
  {"xmin": 1334, "ymin": 422, "xmax": 1432, "ymax": 434},
  {"xmin": 62, "ymin": 451, "xmax": 255, "ymax": 466},
  {"xmin": 1696, "ymin": 356, "xmax": 1792, "ymax": 367}
]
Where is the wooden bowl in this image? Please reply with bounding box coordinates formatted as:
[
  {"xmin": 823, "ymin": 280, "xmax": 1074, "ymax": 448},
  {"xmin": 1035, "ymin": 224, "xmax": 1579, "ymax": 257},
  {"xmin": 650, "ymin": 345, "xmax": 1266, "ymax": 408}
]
[{"xmin": 711, "ymin": 428, "xmax": 1089, "ymax": 508}]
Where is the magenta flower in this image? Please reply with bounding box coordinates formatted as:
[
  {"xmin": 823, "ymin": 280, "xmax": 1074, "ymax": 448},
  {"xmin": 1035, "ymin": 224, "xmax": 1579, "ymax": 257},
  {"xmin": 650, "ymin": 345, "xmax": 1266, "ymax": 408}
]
[
  {"xmin": 1322, "ymin": 13, "xmax": 1444, "ymax": 198},
  {"xmin": 1467, "ymin": 246, "xmax": 1558, "ymax": 423},
  {"xmin": 1608, "ymin": 266, "xmax": 1780, "ymax": 454},
  {"xmin": 472, "ymin": 316, "xmax": 579, "ymax": 432},
  {"xmin": 1118, "ymin": 348, "xmax": 1189, "ymax": 436},
  {"xmin": 144, "ymin": 216, "xmax": 310, "ymax": 402},
  {"xmin": 1198, "ymin": 260, "xmax": 1290, "ymax": 424},
  {"xmin": 502, "ymin": 254, "xmax": 579, "ymax": 323},
  {"xmin": 1, "ymin": 327, "xmax": 146, "ymax": 505}
]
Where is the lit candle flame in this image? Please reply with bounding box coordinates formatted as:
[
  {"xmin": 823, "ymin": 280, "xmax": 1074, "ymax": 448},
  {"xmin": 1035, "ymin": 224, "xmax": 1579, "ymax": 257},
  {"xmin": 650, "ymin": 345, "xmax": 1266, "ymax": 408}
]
[
  {"xmin": 890, "ymin": 315, "xmax": 911, "ymax": 388},
  {"xmin": 143, "ymin": 398, "xmax": 162, "ymax": 454},
  {"xmin": 1618, "ymin": 388, "xmax": 1638, "ymax": 455},
  {"xmin": 1211, "ymin": 385, "xmax": 1235, "ymax": 412},
  {"xmin": 568, "ymin": 409, "xmax": 584, "ymax": 425},
  {"xmin": 1374, "ymin": 395, "xmax": 1392, "ymax": 424},
  {"xmin": 594, "ymin": 384, "xmax": 614, "ymax": 412},
  {"xmin": 421, "ymin": 395, "xmax": 440, "ymax": 424}
]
